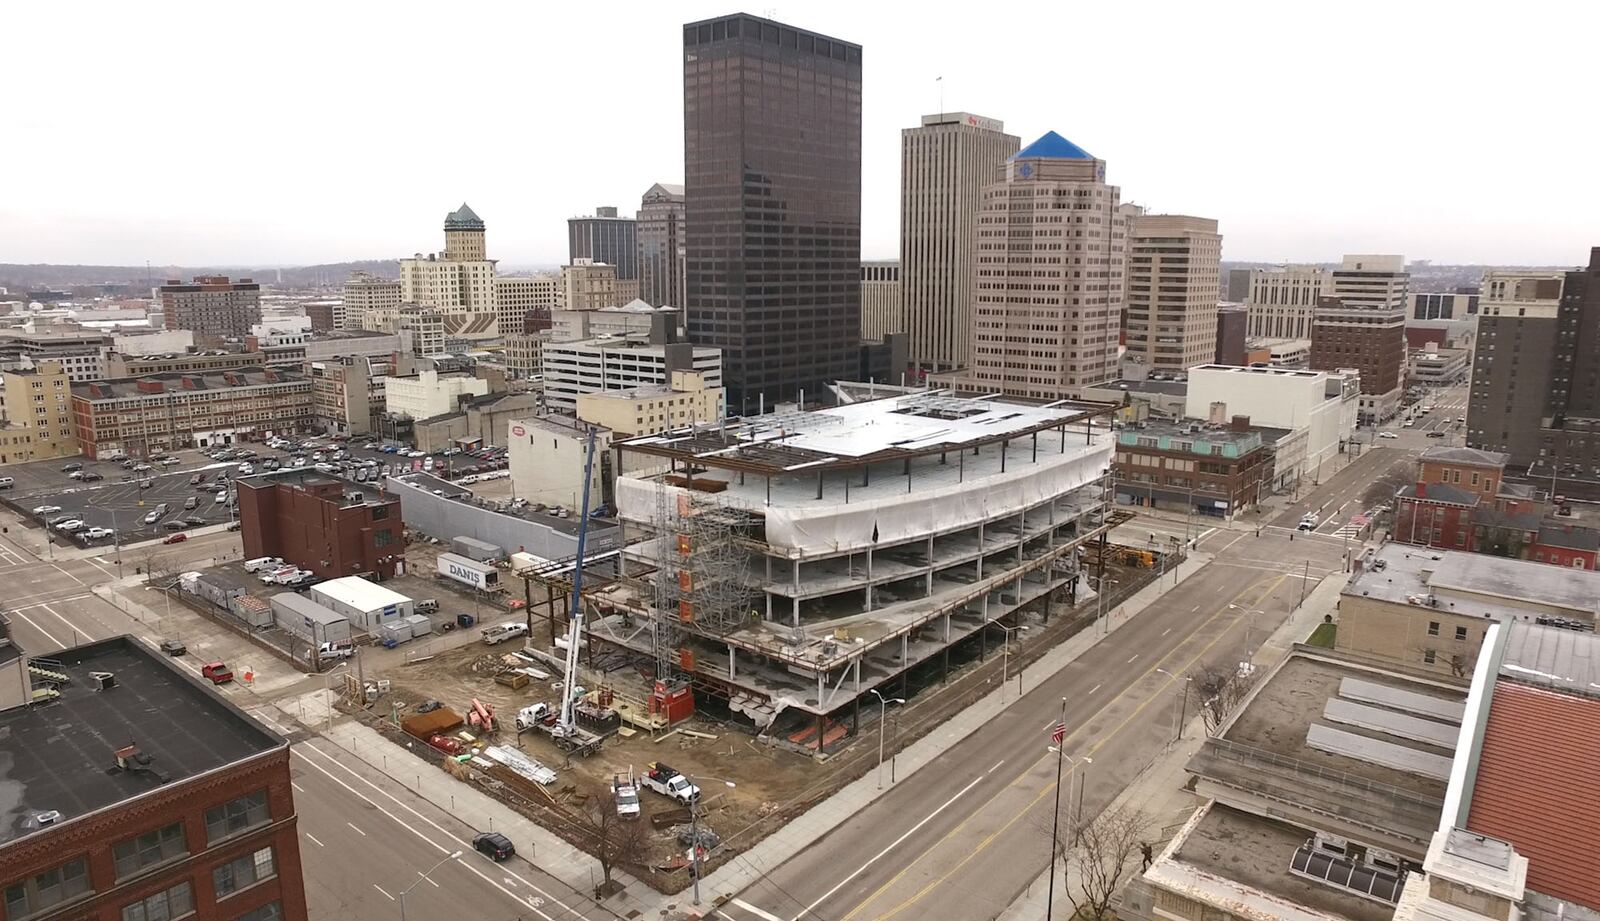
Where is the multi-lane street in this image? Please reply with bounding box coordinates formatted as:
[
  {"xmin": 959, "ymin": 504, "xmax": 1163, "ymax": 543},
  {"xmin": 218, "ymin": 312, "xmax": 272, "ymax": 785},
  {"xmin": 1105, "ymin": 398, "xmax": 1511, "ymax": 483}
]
[{"xmin": 716, "ymin": 525, "xmax": 1346, "ymax": 921}]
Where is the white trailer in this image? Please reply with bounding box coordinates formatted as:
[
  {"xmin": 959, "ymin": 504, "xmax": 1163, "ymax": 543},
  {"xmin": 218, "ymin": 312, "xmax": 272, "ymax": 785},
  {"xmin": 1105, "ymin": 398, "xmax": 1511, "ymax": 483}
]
[{"xmin": 436, "ymin": 552, "xmax": 500, "ymax": 590}]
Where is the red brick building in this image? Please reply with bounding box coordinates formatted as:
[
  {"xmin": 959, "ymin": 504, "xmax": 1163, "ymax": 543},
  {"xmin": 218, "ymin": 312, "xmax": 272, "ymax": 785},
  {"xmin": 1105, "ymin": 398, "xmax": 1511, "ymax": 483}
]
[
  {"xmin": 0, "ymin": 637, "xmax": 307, "ymax": 921},
  {"xmin": 237, "ymin": 469, "xmax": 405, "ymax": 580}
]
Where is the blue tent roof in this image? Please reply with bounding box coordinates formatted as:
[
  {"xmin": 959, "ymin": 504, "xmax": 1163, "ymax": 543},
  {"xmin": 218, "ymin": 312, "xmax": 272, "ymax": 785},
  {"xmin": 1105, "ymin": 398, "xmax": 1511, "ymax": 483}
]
[{"xmin": 1012, "ymin": 131, "xmax": 1093, "ymax": 161}]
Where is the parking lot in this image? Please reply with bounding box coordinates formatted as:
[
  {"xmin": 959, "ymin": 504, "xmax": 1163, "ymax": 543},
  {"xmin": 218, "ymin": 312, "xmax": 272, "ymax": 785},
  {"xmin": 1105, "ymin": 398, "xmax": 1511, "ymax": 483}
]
[{"xmin": 0, "ymin": 435, "xmax": 510, "ymax": 547}]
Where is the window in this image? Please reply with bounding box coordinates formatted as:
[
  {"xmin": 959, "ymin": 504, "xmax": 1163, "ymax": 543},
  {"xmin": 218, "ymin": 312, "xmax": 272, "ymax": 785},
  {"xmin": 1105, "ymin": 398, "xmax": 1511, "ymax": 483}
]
[
  {"xmin": 114, "ymin": 822, "xmax": 187, "ymax": 878},
  {"xmin": 1455, "ymin": 626, "xmax": 1468, "ymax": 641},
  {"xmin": 370, "ymin": 505, "xmax": 389, "ymax": 521},
  {"xmin": 1423, "ymin": 650, "xmax": 1437, "ymax": 665},
  {"xmin": 121, "ymin": 881, "xmax": 193, "ymax": 921},
  {"xmin": 234, "ymin": 902, "xmax": 283, "ymax": 921},
  {"xmin": 4, "ymin": 858, "xmax": 91, "ymax": 917},
  {"xmin": 374, "ymin": 528, "xmax": 393, "ymax": 548},
  {"xmin": 1427, "ymin": 621, "xmax": 1440, "ymax": 636},
  {"xmin": 205, "ymin": 790, "xmax": 270, "ymax": 844},
  {"xmin": 214, "ymin": 847, "xmax": 276, "ymax": 898}
]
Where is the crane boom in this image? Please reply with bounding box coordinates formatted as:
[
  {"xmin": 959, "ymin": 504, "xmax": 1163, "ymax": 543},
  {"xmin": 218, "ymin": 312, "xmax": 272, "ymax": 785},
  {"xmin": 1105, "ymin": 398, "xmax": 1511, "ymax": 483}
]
[{"xmin": 557, "ymin": 427, "xmax": 598, "ymax": 735}]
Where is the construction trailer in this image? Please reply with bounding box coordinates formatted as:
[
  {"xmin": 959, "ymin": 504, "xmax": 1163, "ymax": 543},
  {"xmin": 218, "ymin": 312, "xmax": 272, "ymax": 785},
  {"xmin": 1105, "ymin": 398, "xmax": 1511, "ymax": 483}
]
[{"xmin": 525, "ymin": 390, "xmax": 1123, "ymax": 749}]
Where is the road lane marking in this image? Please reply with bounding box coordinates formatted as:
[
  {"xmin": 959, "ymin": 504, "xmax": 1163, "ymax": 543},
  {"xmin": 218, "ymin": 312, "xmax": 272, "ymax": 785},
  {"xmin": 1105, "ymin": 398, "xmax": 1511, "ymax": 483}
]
[
  {"xmin": 304, "ymin": 832, "xmax": 324, "ymax": 847},
  {"xmin": 733, "ymin": 898, "xmax": 788, "ymax": 921},
  {"xmin": 1126, "ymin": 654, "xmax": 1139, "ymax": 664},
  {"xmin": 347, "ymin": 822, "xmax": 367, "ymax": 836},
  {"xmin": 844, "ymin": 573, "xmax": 1289, "ymax": 921},
  {"xmin": 38, "ymin": 603, "xmax": 91, "ymax": 643},
  {"xmin": 49, "ymin": 562, "xmax": 85, "ymax": 587},
  {"xmin": 292, "ymin": 781, "xmax": 305, "ymax": 793},
  {"xmin": 987, "ymin": 760, "xmax": 1005, "ymax": 774},
  {"xmin": 293, "ymin": 745, "xmax": 572, "ymax": 920},
  {"xmin": 373, "ymin": 884, "xmax": 394, "ymax": 900},
  {"xmin": 1162, "ymin": 628, "xmax": 1172, "ymax": 636},
  {"xmin": 8, "ymin": 608, "xmax": 63, "ymax": 648},
  {"xmin": 1190, "ymin": 605, "xmax": 1200, "ymax": 612},
  {"xmin": 789, "ymin": 775, "xmax": 985, "ymax": 921}
]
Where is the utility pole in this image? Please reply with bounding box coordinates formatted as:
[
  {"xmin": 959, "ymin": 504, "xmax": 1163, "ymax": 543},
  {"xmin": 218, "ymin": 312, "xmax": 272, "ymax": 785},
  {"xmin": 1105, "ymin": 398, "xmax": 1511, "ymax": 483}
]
[
  {"xmin": 1045, "ymin": 698, "xmax": 1067, "ymax": 921},
  {"xmin": 1299, "ymin": 559, "xmax": 1310, "ymax": 606}
]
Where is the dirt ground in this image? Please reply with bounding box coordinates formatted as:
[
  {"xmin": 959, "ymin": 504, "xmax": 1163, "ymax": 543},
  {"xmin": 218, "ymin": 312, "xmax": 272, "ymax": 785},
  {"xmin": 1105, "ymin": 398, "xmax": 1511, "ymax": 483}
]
[{"xmin": 350, "ymin": 554, "xmax": 1163, "ymax": 891}]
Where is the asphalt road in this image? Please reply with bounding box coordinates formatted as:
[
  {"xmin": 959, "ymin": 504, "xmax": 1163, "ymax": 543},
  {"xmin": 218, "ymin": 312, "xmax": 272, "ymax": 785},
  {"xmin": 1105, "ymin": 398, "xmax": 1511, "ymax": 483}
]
[{"xmin": 716, "ymin": 526, "xmax": 1347, "ymax": 921}]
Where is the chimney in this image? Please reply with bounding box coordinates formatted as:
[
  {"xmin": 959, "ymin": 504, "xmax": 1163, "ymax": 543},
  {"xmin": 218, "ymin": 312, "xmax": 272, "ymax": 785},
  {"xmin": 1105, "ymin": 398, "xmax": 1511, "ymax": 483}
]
[
  {"xmin": 1416, "ymin": 481, "xmax": 1426, "ymax": 499},
  {"xmin": 1230, "ymin": 414, "xmax": 1251, "ymax": 433}
]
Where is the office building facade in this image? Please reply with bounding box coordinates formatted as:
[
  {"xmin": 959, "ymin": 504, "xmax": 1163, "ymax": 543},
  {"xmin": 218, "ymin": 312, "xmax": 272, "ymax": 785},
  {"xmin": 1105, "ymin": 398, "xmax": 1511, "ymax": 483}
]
[
  {"xmin": 1123, "ymin": 214, "xmax": 1222, "ymax": 374},
  {"xmin": 494, "ymin": 274, "xmax": 560, "ymax": 337},
  {"xmin": 70, "ymin": 369, "xmax": 313, "ymax": 458},
  {"xmin": 1244, "ymin": 264, "xmax": 1326, "ymax": 340},
  {"xmin": 399, "ymin": 204, "xmax": 498, "ymax": 340},
  {"xmin": 637, "ymin": 183, "xmax": 686, "ymax": 308},
  {"xmin": 0, "ymin": 361, "xmax": 80, "ymax": 460},
  {"xmin": 157, "ymin": 276, "xmax": 262, "ymax": 338},
  {"xmin": 342, "ymin": 272, "xmax": 402, "ymax": 332},
  {"xmin": 683, "ymin": 13, "xmax": 862, "ymax": 409},
  {"xmin": 1309, "ymin": 255, "xmax": 1410, "ymax": 423},
  {"xmin": 860, "ymin": 260, "xmax": 902, "ymax": 344},
  {"xmin": 561, "ymin": 261, "xmax": 619, "ymax": 313},
  {"xmin": 900, "ymin": 112, "xmax": 1020, "ymax": 374},
  {"xmin": 961, "ymin": 131, "xmax": 1126, "ymax": 399},
  {"xmin": 568, "ymin": 206, "xmax": 637, "ymax": 280}
]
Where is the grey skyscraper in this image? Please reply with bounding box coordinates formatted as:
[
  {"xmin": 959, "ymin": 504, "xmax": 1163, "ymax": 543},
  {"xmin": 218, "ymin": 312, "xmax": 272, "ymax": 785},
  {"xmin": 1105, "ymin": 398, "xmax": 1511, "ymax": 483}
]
[
  {"xmin": 900, "ymin": 112, "xmax": 1019, "ymax": 374},
  {"xmin": 568, "ymin": 206, "xmax": 638, "ymax": 280},
  {"xmin": 637, "ymin": 183, "xmax": 686, "ymax": 308},
  {"xmin": 683, "ymin": 13, "xmax": 862, "ymax": 409}
]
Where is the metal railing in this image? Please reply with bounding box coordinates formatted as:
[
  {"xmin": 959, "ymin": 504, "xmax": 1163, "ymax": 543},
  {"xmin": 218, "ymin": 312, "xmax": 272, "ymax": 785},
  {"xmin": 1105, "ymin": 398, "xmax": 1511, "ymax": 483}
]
[{"xmin": 1202, "ymin": 737, "xmax": 1441, "ymax": 814}]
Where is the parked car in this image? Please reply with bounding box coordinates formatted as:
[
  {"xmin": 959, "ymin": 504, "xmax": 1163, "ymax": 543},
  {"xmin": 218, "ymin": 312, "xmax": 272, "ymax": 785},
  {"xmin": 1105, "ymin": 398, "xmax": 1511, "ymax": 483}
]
[
  {"xmin": 163, "ymin": 533, "xmax": 188, "ymax": 544},
  {"xmin": 159, "ymin": 639, "xmax": 186, "ymax": 657},
  {"xmin": 107, "ymin": 452, "xmax": 129, "ymax": 461},
  {"xmin": 61, "ymin": 462, "xmax": 83, "ymax": 472},
  {"xmin": 33, "ymin": 505, "xmax": 62, "ymax": 515},
  {"xmin": 54, "ymin": 520, "xmax": 85, "ymax": 532},
  {"xmin": 200, "ymin": 661, "xmax": 233, "ymax": 684},
  {"xmin": 481, "ymin": 622, "xmax": 528, "ymax": 646},
  {"xmin": 190, "ymin": 472, "xmax": 209, "ymax": 485},
  {"xmin": 245, "ymin": 556, "xmax": 285, "ymax": 573},
  {"xmin": 214, "ymin": 491, "xmax": 228, "ymax": 504},
  {"xmin": 1379, "ymin": 431, "xmax": 1398, "ymax": 439},
  {"xmin": 183, "ymin": 516, "xmax": 206, "ymax": 527},
  {"xmin": 317, "ymin": 641, "xmax": 356, "ymax": 661},
  {"xmin": 82, "ymin": 527, "xmax": 115, "ymax": 540},
  {"xmin": 160, "ymin": 457, "xmax": 181, "ymax": 466},
  {"xmin": 0, "ymin": 476, "xmax": 13, "ymax": 490},
  {"xmin": 133, "ymin": 463, "xmax": 153, "ymax": 472},
  {"xmin": 472, "ymin": 832, "xmax": 515, "ymax": 862},
  {"xmin": 259, "ymin": 565, "xmax": 298, "ymax": 583},
  {"xmin": 1426, "ymin": 431, "xmax": 1446, "ymax": 438},
  {"xmin": 226, "ymin": 521, "xmax": 241, "ymax": 532},
  {"xmin": 79, "ymin": 472, "xmax": 103, "ymax": 482}
]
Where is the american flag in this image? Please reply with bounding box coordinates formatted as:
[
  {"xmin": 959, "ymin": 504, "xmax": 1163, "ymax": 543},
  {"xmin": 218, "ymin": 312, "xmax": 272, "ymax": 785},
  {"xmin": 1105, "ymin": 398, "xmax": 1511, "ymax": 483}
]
[{"xmin": 1050, "ymin": 722, "xmax": 1067, "ymax": 745}]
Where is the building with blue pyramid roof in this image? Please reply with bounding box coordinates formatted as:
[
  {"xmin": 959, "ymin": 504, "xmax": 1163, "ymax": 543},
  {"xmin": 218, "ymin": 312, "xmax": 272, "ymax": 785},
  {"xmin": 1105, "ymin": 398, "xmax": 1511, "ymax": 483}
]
[{"xmin": 1011, "ymin": 130, "xmax": 1094, "ymax": 161}]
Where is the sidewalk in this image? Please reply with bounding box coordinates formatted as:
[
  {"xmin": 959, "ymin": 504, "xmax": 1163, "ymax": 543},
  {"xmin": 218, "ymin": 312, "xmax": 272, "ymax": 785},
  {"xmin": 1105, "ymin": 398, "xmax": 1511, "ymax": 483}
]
[
  {"xmin": 993, "ymin": 564, "xmax": 1348, "ymax": 921},
  {"xmin": 260, "ymin": 549, "xmax": 1215, "ymax": 917}
]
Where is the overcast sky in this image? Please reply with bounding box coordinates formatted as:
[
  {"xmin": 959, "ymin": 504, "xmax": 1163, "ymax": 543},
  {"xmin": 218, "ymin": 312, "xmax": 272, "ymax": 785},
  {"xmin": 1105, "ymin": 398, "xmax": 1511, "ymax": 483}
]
[{"xmin": 6, "ymin": 1, "xmax": 1595, "ymax": 268}]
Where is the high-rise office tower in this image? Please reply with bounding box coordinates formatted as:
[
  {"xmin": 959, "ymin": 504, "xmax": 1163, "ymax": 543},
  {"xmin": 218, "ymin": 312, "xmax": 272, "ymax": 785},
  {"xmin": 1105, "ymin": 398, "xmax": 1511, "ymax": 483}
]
[
  {"xmin": 399, "ymin": 204, "xmax": 499, "ymax": 340},
  {"xmin": 1466, "ymin": 255, "xmax": 1600, "ymax": 473},
  {"xmin": 1309, "ymin": 254, "xmax": 1410, "ymax": 423},
  {"xmin": 860, "ymin": 261, "xmax": 902, "ymax": 342},
  {"xmin": 962, "ymin": 132, "xmax": 1126, "ymax": 400},
  {"xmin": 683, "ymin": 13, "xmax": 862, "ymax": 409},
  {"xmin": 1123, "ymin": 214, "xmax": 1222, "ymax": 374},
  {"xmin": 569, "ymin": 206, "xmax": 638, "ymax": 282},
  {"xmin": 1244, "ymin": 265, "xmax": 1327, "ymax": 340},
  {"xmin": 156, "ymin": 275, "xmax": 261, "ymax": 337},
  {"xmin": 637, "ymin": 183, "xmax": 686, "ymax": 308},
  {"xmin": 900, "ymin": 112, "xmax": 1019, "ymax": 374}
]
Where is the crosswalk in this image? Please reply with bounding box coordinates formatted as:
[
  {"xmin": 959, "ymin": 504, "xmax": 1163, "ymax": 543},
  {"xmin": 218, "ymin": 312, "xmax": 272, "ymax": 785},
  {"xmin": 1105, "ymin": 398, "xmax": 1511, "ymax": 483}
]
[{"xmin": 1330, "ymin": 509, "xmax": 1380, "ymax": 540}]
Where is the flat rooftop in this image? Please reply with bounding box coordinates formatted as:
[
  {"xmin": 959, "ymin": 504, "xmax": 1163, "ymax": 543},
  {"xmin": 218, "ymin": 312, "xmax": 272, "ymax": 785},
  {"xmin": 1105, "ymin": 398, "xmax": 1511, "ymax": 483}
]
[
  {"xmin": 618, "ymin": 390, "xmax": 1113, "ymax": 478},
  {"xmin": 1191, "ymin": 652, "xmax": 1462, "ymax": 848},
  {"xmin": 1154, "ymin": 802, "xmax": 1397, "ymax": 921},
  {"xmin": 1103, "ymin": 378, "xmax": 1189, "ymax": 396},
  {"xmin": 1498, "ymin": 619, "xmax": 1600, "ymax": 697},
  {"xmin": 0, "ymin": 636, "xmax": 281, "ymax": 844},
  {"xmin": 1347, "ymin": 544, "xmax": 1600, "ymax": 620}
]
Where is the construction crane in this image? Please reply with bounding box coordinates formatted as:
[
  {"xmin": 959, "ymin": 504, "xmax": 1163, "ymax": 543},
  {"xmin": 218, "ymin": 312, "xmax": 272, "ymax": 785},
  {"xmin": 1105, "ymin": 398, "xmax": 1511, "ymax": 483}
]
[{"xmin": 551, "ymin": 427, "xmax": 602, "ymax": 754}]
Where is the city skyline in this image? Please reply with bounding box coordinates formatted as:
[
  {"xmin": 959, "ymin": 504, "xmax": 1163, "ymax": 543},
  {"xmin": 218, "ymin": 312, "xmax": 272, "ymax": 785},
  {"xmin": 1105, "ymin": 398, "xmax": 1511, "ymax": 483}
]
[{"xmin": 5, "ymin": 1, "xmax": 1595, "ymax": 268}]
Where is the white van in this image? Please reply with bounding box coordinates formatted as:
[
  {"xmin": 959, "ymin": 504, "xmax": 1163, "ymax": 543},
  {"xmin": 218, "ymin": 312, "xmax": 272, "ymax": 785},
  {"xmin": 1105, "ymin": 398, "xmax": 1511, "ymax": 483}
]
[
  {"xmin": 244, "ymin": 556, "xmax": 285, "ymax": 573},
  {"xmin": 0, "ymin": 477, "xmax": 13, "ymax": 490}
]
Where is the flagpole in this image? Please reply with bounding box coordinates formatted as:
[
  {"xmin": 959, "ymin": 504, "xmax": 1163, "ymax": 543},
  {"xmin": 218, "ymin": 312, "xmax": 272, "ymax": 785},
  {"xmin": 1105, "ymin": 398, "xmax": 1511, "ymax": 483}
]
[{"xmin": 1046, "ymin": 697, "xmax": 1067, "ymax": 921}]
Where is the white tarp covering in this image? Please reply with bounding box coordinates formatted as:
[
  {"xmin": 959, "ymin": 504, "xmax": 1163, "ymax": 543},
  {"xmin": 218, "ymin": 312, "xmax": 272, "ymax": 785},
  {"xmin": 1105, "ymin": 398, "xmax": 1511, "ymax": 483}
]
[
  {"xmin": 617, "ymin": 436, "xmax": 1111, "ymax": 557},
  {"xmin": 482, "ymin": 745, "xmax": 558, "ymax": 785}
]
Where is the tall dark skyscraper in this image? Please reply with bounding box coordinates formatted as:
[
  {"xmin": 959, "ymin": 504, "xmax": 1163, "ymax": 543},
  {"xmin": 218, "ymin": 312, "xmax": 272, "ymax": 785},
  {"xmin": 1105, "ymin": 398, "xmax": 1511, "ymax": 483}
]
[
  {"xmin": 683, "ymin": 13, "xmax": 862, "ymax": 410},
  {"xmin": 568, "ymin": 206, "xmax": 638, "ymax": 280}
]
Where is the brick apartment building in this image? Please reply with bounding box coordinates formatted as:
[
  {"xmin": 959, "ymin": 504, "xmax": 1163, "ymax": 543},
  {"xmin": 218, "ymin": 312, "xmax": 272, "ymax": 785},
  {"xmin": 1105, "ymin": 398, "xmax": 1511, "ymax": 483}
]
[
  {"xmin": 157, "ymin": 276, "xmax": 262, "ymax": 338},
  {"xmin": 1394, "ymin": 446, "xmax": 1600, "ymax": 567},
  {"xmin": 0, "ymin": 636, "xmax": 307, "ymax": 921},
  {"xmin": 237, "ymin": 469, "xmax": 405, "ymax": 580},
  {"xmin": 70, "ymin": 369, "xmax": 312, "ymax": 459},
  {"xmin": 1112, "ymin": 418, "xmax": 1272, "ymax": 520}
]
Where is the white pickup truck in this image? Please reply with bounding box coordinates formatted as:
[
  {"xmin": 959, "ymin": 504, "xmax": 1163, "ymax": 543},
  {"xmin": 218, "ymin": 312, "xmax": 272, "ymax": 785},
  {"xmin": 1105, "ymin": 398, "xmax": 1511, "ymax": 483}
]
[
  {"xmin": 481, "ymin": 622, "xmax": 528, "ymax": 646},
  {"xmin": 641, "ymin": 761, "xmax": 700, "ymax": 805}
]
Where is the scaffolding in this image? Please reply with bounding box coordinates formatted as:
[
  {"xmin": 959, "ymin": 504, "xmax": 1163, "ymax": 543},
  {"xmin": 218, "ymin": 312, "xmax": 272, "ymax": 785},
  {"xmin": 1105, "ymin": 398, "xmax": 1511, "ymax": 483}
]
[{"xmin": 650, "ymin": 483, "xmax": 757, "ymax": 676}]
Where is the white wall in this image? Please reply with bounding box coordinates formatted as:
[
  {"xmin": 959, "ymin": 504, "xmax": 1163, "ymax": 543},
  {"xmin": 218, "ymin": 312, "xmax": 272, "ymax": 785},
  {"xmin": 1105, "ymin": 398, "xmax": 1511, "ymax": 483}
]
[
  {"xmin": 507, "ymin": 419, "xmax": 610, "ymax": 511},
  {"xmin": 1186, "ymin": 365, "xmax": 1356, "ymax": 485}
]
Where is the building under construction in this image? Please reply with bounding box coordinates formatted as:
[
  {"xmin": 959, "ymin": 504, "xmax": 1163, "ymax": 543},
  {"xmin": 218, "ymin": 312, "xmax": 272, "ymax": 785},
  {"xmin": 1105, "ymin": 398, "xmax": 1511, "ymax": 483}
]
[{"xmin": 546, "ymin": 391, "xmax": 1120, "ymax": 745}]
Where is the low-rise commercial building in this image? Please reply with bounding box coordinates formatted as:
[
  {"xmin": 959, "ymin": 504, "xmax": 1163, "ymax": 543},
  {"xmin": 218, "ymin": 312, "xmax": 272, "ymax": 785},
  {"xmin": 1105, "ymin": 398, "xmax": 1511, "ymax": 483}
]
[
  {"xmin": 310, "ymin": 356, "xmax": 390, "ymax": 437},
  {"xmin": 560, "ymin": 259, "xmax": 619, "ymax": 313},
  {"xmin": 1243, "ymin": 337, "xmax": 1312, "ymax": 368},
  {"xmin": 503, "ymin": 332, "xmax": 547, "ymax": 381},
  {"xmin": 238, "ymin": 468, "xmax": 405, "ymax": 580},
  {"xmin": 411, "ymin": 391, "xmax": 542, "ymax": 453},
  {"xmin": 1337, "ymin": 544, "xmax": 1598, "ymax": 678},
  {"xmin": 383, "ymin": 368, "xmax": 490, "ymax": 422},
  {"xmin": 1112, "ymin": 418, "xmax": 1272, "ymax": 519},
  {"xmin": 309, "ymin": 576, "xmax": 413, "ymax": 632},
  {"xmin": 397, "ymin": 305, "xmax": 445, "ymax": 357},
  {"xmin": 1185, "ymin": 364, "xmax": 1359, "ymax": 493},
  {"xmin": 576, "ymin": 370, "xmax": 723, "ymax": 438},
  {"xmin": 0, "ymin": 327, "xmax": 111, "ymax": 382},
  {"xmin": 0, "ymin": 635, "xmax": 309, "ymax": 921},
  {"xmin": 1407, "ymin": 347, "xmax": 1469, "ymax": 386},
  {"xmin": 70, "ymin": 368, "xmax": 312, "ymax": 458},
  {"xmin": 507, "ymin": 414, "xmax": 612, "ymax": 511},
  {"xmin": 549, "ymin": 299, "xmax": 678, "ymax": 342},
  {"xmin": 105, "ymin": 350, "xmax": 263, "ymax": 378},
  {"xmin": 0, "ymin": 361, "xmax": 80, "ymax": 459}
]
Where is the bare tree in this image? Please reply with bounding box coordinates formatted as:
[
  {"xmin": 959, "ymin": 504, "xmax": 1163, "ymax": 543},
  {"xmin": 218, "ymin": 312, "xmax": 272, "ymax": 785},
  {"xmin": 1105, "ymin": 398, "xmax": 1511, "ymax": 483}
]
[
  {"xmin": 1059, "ymin": 805, "xmax": 1152, "ymax": 921},
  {"xmin": 140, "ymin": 549, "xmax": 178, "ymax": 586},
  {"xmin": 572, "ymin": 797, "xmax": 646, "ymax": 896},
  {"xmin": 1192, "ymin": 661, "xmax": 1260, "ymax": 736}
]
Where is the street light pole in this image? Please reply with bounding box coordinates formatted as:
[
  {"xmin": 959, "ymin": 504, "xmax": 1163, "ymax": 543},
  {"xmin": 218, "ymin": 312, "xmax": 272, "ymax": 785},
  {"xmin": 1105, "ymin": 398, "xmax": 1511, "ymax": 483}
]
[
  {"xmin": 1045, "ymin": 697, "xmax": 1066, "ymax": 921},
  {"xmin": 689, "ymin": 776, "xmax": 736, "ymax": 906},
  {"xmin": 868, "ymin": 689, "xmax": 905, "ymax": 790},
  {"xmin": 397, "ymin": 849, "xmax": 462, "ymax": 921}
]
